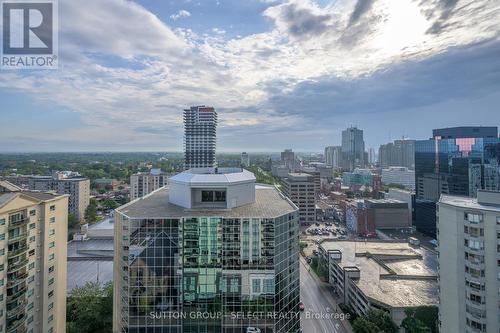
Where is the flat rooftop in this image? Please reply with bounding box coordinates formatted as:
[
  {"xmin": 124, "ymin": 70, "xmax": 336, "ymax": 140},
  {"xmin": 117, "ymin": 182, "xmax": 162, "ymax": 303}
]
[
  {"xmin": 440, "ymin": 193, "xmax": 500, "ymax": 212},
  {"xmin": 117, "ymin": 184, "xmax": 297, "ymax": 219},
  {"xmin": 169, "ymin": 167, "xmax": 255, "ymax": 185},
  {"xmin": 321, "ymin": 240, "xmax": 438, "ymax": 308}
]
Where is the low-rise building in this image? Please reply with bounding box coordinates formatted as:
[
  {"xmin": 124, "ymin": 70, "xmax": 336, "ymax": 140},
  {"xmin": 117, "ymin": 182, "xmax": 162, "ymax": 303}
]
[
  {"xmin": 319, "ymin": 240, "xmax": 438, "ymax": 329},
  {"xmin": 93, "ymin": 178, "xmax": 120, "ymax": 192},
  {"xmin": 381, "ymin": 167, "xmax": 415, "ymax": 190}
]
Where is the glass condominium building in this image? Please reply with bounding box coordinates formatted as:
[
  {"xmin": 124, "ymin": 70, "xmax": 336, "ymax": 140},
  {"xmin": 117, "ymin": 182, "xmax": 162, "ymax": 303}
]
[
  {"xmin": 414, "ymin": 127, "xmax": 500, "ymax": 236},
  {"xmin": 113, "ymin": 168, "xmax": 300, "ymax": 333}
]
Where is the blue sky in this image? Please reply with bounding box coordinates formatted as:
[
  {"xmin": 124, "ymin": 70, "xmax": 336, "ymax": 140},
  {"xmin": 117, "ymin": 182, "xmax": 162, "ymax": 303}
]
[{"xmin": 0, "ymin": 0, "xmax": 499, "ymax": 152}]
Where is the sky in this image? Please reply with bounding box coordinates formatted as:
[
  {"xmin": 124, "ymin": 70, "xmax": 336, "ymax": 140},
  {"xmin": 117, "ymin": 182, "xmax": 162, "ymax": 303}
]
[{"xmin": 0, "ymin": 0, "xmax": 499, "ymax": 152}]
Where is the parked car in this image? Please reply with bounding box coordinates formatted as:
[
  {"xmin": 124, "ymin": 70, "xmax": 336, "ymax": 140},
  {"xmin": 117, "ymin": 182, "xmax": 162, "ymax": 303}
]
[{"xmin": 247, "ymin": 327, "xmax": 261, "ymax": 333}]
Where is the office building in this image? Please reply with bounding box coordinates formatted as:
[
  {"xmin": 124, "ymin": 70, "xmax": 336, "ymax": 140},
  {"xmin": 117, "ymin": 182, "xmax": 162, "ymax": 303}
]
[
  {"xmin": 184, "ymin": 106, "xmax": 218, "ymax": 169},
  {"xmin": 381, "ymin": 166, "xmax": 415, "ymax": 190},
  {"xmin": 437, "ymin": 190, "xmax": 500, "ymax": 333},
  {"xmin": 324, "ymin": 146, "xmax": 342, "ymax": 169},
  {"xmin": 3, "ymin": 172, "xmax": 89, "ymax": 222},
  {"xmin": 282, "ymin": 173, "xmax": 316, "ymax": 224},
  {"xmin": 0, "ymin": 181, "xmax": 68, "ymax": 333},
  {"xmin": 341, "ymin": 127, "xmax": 365, "ymax": 171},
  {"xmin": 113, "ymin": 168, "xmax": 300, "ymax": 333},
  {"xmin": 378, "ymin": 139, "xmax": 416, "ymax": 170},
  {"xmin": 280, "ymin": 149, "xmax": 297, "ymax": 172},
  {"xmin": 130, "ymin": 169, "xmax": 169, "ymax": 200},
  {"xmin": 414, "ymin": 126, "xmax": 500, "ymax": 236},
  {"xmin": 318, "ymin": 240, "xmax": 438, "ymax": 328},
  {"xmin": 240, "ymin": 152, "xmax": 250, "ymax": 167},
  {"xmin": 368, "ymin": 147, "xmax": 376, "ymax": 165}
]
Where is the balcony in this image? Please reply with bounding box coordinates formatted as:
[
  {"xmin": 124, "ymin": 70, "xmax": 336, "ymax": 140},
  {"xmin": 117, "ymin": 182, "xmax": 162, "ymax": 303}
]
[
  {"xmin": 6, "ymin": 301, "xmax": 27, "ymax": 319},
  {"xmin": 8, "ymin": 233, "xmax": 28, "ymax": 245},
  {"xmin": 7, "ymin": 245, "xmax": 28, "ymax": 258},
  {"xmin": 7, "ymin": 272, "xmax": 28, "ymax": 288},
  {"xmin": 6, "ymin": 286, "xmax": 27, "ymax": 302},
  {"xmin": 8, "ymin": 218, "xmax": 28, "ymax": 229},
  {"xmin": 7, "ymin": 259, "xmax": 29, "ymax": 273},
  {"xmin": 6, "ymin": 316, "xmax": 26, "ymax": 333}
]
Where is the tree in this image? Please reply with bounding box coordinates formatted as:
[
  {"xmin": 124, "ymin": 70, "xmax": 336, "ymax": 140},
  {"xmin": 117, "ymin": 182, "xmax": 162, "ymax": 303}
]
[
  {"xmin": 68, "ymin": 213, "xmax": 79, "ymax": 230},
  {"xmin": 352, "ymin": 309, "xmax": 398, "ymax": 333},
  {"xmin": 66, "ymin": 282, "xmax": 113, "ymax": 333},
  {"xmin": 85, "ymin": 199, "xmax": 98, "ymax": 224},
  {"xmin": 102, "ymin": 199, "xmax": 119, "ymax": 210},
  {"xmin": 401, "ymin": 306, "xmax": 438, "ymax": 333}
]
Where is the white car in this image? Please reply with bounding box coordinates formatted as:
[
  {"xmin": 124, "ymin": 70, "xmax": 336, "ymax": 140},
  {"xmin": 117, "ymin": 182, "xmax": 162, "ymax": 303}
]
[{"xmin": 247, "ymin": 327, "xmax": 261, "ymax": 333}]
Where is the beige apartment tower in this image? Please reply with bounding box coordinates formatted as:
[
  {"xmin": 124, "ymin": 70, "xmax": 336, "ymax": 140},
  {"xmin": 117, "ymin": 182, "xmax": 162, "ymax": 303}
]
[
  {"xmin": 129, "ymin": 169, "xmax": 169, "ymax": 200},
  {"xmin": 438, "ymin": 190, "xmax": 500, "ymax": 333},
  {"xmin": 282, "ymin": 173, "xmax": 316, "ymax": 224},
  {"xmin": 0, "ymin": 181, "xmax": 68, "ymax": 333}
]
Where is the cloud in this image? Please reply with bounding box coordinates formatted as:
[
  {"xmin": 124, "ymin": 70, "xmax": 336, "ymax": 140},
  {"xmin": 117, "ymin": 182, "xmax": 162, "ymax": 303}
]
[
  {"xmin": 170, "ymin": 9, "xmax": 191, "ymax": 21},
  {"xmin": 0, "ymin": 0, "xmax": 499, "ymax": 151}
]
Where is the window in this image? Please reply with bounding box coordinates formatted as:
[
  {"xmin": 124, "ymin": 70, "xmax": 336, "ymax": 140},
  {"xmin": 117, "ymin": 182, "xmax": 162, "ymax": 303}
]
[
  {"xmin": 0, "ymin": 218, "xmax": 4, "ymax": 225},
  {"xmin": 49, "ymin": 241, "xmax": 55, "ymax": 248},
  {"xmin": 49, "ymin": 205, "xmax": 55, "ymax": 211},
  {"xmin": 28, "ymin": 276, "xmax": 34, "ymax": 283},
  {"xmin": 27, "ymin": 289, "xmax": 34, "ymax": 296},
  {"xmin": 49, "ymin": 217, "xmax": 55, "ymax": 223},
  {"xmin": 0, "ymin": 279, "xmax": 4, "ymax": 287},
  {"xmin": 29, "ymin": 262, "xmax": 35, "ymax": 270},
  {"xmin": 201, "ymin": 190, "xmax": 226, "ymax": 202},
  {"xmin": 48, "ymin": 266, "xmax": 54, "ymax": 273},
  {"xmin": 252, "ymin": 279, "xmax": 261, "ymax": 293},
  {"xmin": 465, "ymin": 212, "xmax": 482, "ymax": 223},
  {"xmin": 48, "ymin": 302, "xmax": 53, "ymax": 310},
  {"xmin": 29, "ymin": 249, "xmax": 35, "ymax": 256},
  {"xmin": 29, "ymin": 223, "xmax": 35, "ymax": 229},
  {"xmin": 230, "ymin": 278, "xmax": 239, "ymax": 293},
  {"xmin": 48, "ymin": 314, "xmax": 53, "ymax": 322},
  {"xmin": 29, "ymin": 209, "xmax": 36, "ymax": 216},
  {"xmin": 49, "ymin": 229, "xmax": 55, "ymax": 236},
  {"xmin": 48, "ymin": 290, "xmax": 54, "ymax": 298},
  {"xmin": 0, "ymin": 264, "xmax": 3, "ymax": 271},
  {"xmin": 263, "ymin": 278, "xmax": 274, "ymax": 293},
  {"xmin": 49, "ymin": 253, "xmax": 55, "ymax": 260},
  {"xmin": 27, "ymin": 316, "xmax": 33, "ymax": 324},
  {"xmin": 497, "ymin": 217, "xmax": 500, "ymax": 225},
  {"xmin": 48, "ymin": 278, "xmax": 54, "ymax": 285},
  {"xmin": 0, "ymin": 249, "xmax": 3, "ymax": 255},
  {"xmin": 27, "ymin": 302, "xmax": 34, "ymax": 310},
  {"xmin": 0, "ymin": 233, "xmax": 4, "ymax": 240},
  {"xmin": 29, "ymin": 236, "xmax": 35, "ymax": 243}
]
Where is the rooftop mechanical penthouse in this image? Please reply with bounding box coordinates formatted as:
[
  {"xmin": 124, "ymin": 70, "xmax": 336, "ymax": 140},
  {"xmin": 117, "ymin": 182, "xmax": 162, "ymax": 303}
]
[{"xmin": 113, "ymin": 168, "xmax": 300, "ymax": 333}]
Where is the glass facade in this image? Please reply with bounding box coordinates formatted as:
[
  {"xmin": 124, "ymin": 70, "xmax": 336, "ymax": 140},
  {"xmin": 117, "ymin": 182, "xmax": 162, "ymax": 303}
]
[
  {"xmin": 117, "ymin": 213, "xmax": 299, "ymax": 333},
  {"xmin": 415, "ymin": 137, "xmax": 500, "ymax": 236}
]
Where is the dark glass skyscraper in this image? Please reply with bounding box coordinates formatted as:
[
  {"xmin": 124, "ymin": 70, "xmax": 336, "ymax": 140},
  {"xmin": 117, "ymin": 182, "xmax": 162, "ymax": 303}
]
[{"xmin": 414, "ymin": 127, "xmax": 500, "ymax": 236}]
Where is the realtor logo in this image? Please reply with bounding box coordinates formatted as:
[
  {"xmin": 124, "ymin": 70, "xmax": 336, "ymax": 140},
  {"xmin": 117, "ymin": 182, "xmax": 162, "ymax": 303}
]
[{"xmin": 1, "ymin": 0, "xmax": 58, "ymax": 69}]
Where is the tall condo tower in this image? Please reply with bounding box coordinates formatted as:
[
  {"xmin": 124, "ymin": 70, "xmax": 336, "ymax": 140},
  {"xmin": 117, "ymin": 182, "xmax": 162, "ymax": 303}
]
[{"xmin": 184, "ymin": 106, "xmax": 218, "ymax": 169}]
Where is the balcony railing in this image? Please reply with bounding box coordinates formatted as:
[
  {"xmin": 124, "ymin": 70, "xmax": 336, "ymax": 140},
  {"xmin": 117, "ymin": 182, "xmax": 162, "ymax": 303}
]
[
  {"xmin": 7, "ymin": 259, "xmax": 29, "ymax": 273},
  {"xmin": 8, "ymin": 218, "xmax": 28, "ymax": 229},
  {"xmin": 6, "ymin": 286, "xmax": 27, "ymax": 302},
  {"xmin": 7, "ymin": 245, "xmax": 28, "ymax": 258},
  {"xmin": 7, "ymin": 272, "xmax": 28, "ymax": 288},
  {"xmin": 6, "ymin": 301, "xmax": 26, "ymax": 319},
  {"xmin": 8, "ymin": 233, "xmax": 28, "ymax": 245},
  {"xmin": 6, "ymin": 316, "xmax": 26, "ymax": 333}
]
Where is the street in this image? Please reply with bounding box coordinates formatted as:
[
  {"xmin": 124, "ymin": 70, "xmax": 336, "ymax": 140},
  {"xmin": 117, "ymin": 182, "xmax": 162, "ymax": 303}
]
[{"xmin": 299, "ymin": 258, "xmax": 350, "ymax": 333}]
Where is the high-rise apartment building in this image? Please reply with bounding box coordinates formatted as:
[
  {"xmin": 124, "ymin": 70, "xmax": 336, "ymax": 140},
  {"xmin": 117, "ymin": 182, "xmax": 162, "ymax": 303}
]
[
  {"xmin": 324, "ymin": 146, "xmax": 342, "ymax": 169},
  {"xmin": 240, "ymin": 152, "xmax": 250, "ymax": 167},
  {"xmin": 113, "ymin": 168, "xmax": 300, "ymax": 333},
  {"xmin": 282, "ymin": 173, "xmax": 316, "ymax": 224},
  {"xmin": 414, "ymin": 127, "xmax": 500, "ymax": 236},
  {"xmin": 341, "ymin": 127, "xmax": 365, "ymax": 171},
  {"xmin": 437, "ymin": 190, "xmax": 500, "ymax": 333},
  {"xmin": 184, "ymin": 106, "xmax": 217, "ymax": 169},
  {"xmin": 3, "ymin": 172, "xmax": 89, "ymax": 222},
  {"xmin": 129, "ymin": 169, "xmax": 169, "ymax": 200},
  {"xmin": 0, "ymin": 181, "xmax": 68, "ymax": 333},
  {"xmin": 378, "ymin": 139, "xmax": 415, "ymax": 169}
]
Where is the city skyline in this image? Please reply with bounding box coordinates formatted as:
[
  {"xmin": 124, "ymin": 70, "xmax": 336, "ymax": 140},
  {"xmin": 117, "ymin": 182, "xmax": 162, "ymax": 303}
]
[{"xmin": 1, "ymin": 0, "xmax": 499, "ymax": 152}]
